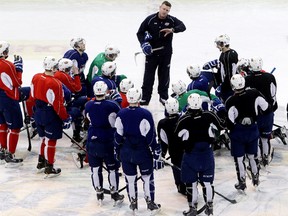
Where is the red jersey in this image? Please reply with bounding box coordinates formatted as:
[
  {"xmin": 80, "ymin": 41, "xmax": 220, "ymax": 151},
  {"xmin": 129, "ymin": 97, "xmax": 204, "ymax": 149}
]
[
  {"xmin": 0, "ymin": 58, "xmax": 22, "ymax": 100},
  {"xmin": 120, "ymin": 92, "xmax": 129, "ymax": 108},
  {"xmin": 54, "ymin": 71, "xmax": 82, "ymax": 93},
  {"xmin": 31, "ymin": 72, "xmax": 69, "ymax": 120}
]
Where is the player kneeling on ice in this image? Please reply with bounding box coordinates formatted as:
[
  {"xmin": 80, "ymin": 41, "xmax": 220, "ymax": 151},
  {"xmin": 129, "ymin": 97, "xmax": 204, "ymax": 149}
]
[
  {"xmin": 31, "ymin": 56, "xmax": 72, "ymax": 177},
  {"xmin": 175, "ymin": 93, "xmax": 225, "ymax": 216},
  {"xmin": 114, "ymin": 88, "xmax": 162, "ymax": 214},
  {"xmin": 84, "ymin": 81, "xmax": 124, "ymax": 206},
  {"xmin": 226, "ymin": 74, "xmax": 269, "ymax": 190}
]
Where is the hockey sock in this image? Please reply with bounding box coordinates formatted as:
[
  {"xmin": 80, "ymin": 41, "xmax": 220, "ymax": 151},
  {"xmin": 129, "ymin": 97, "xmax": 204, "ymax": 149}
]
[
  {"xmin": 44, "ymin": 138, "xmax": 57, "ymax": 164},
  {"xmin": 125, "ymin": 175, "xmax": 138, "ymax": 201},
  {"xmin": 142, "ymin": 173, "xmax": 155, "ymax": 201},
  {"xmin": 234, "ymin": 156, "xmax": 246, "ymax": 181},
  {"xmin": 7, "ymin": 129, "xmax": 20, "ymax": 154},
  {"xmin": 39, "ymin": 137, "xmax": 46, "ymax": 156},
  {"xmin": 91, "ymin": 166, "xmax": 103, "ymax": 189},
  {"xmin": 108, "ymin": 169, "xmax": 119, "ymax": 190},
  {"xmin": 0, "ymin": 124, "xmax": 8, "ymax": 149}
]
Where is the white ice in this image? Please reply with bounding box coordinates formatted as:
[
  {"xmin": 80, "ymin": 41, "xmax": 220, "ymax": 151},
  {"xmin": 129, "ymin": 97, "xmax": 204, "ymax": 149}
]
[{"xmin": 1, "ymin": 0, "xmax": 288, "ymax": 215}]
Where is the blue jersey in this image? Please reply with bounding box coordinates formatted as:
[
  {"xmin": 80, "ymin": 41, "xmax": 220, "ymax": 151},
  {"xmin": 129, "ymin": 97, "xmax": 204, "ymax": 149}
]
[
  {"xmin": 85, "ymin": 99, "xmax": 121, "ymax": 143},
  {"xmin": 115, "ymin": 106, "xmax": 157, "ymax": 151},
  {"xmin": 187, "ymin": 75, "xmax": 209, "ymax": 93},
  {"xmin": 63, "ymin": 49, "xmax": 88, "ymax": 83}
]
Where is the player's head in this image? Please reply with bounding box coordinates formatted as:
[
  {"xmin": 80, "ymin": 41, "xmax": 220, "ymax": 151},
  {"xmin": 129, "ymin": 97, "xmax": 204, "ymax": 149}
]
[
  {"xmin": 187, "ymin": 93, "xmax": 202, "ymax": 110},
  {"xmin": 58, "ymin": 58, "xmax": 73, "ymax": 73},
  {"xmin": 215, "ymin": 34, "xmax": 230, "ymax": 51},
  {"xmin": 165, "ymin": 97, "xmax": 179, "ymax": 115},
  {"xmin": 119, "ymin": 78, "xmax": 134, "ymax": 93},
  {"xmin": 105, "ymin": 44, "xmax": 120, "ymax": 61},
  {"xmin": 101, "ymin": 61, "xmax": 117, "ymax": 78},
  {"xmin": 186, "ymin": 64, "xmax": 201, "ymax": 79},
  {"xmin": 93, "ymin": 80, "xmax": 108, "ymax": 97},
  {"xmin": 43, "ymin": 56, "xmax": 58, "ymax": 72},
  {"xmin": 236, "ymin": 58, "xmax": 250, "ymax": 76},
  {"xmin": 126, "ymin": 88, "xmax": 141, "ymax": 104},
  {"xmin": 230, "ymin": 74, "xmax": 245, "ymax": 91},
  {"xmin": 159, "ymin": 1, "xmax": 171, "ymax": 19},
  {"xmin": 0, "ymin": 41, "xmax": 10, "ymax": 59},
  {"xmin": 171, "ymin": 80, "xmax": 187, "ymax": 96},
  {"xmin": 70, "ymin": 37, "xmax": 86, "ymax": 52},
  {"xmin": 249, "ymin": 57, "xmax": 263, "ymax": 72}
]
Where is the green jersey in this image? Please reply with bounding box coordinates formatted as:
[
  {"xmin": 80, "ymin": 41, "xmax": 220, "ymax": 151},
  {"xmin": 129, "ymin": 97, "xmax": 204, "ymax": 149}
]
[{"xmin": 87, "ymin": 52, "xmax": 110, "ymax": 83}]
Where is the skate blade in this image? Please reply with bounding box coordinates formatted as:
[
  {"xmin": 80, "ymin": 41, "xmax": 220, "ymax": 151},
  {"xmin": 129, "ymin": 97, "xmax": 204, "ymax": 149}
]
[
  {"xmin": 36, "ymin": 168, "xmax": 45, "ymax": 174},
  {"xmin": 44, "ymin": 173, "xmax": 61, "ymax": 179},
  {"xmin": 5, "ymin": 162, "xmax": 23, "ymax": 168},
  {"xmin": 149, "ymin": 208, "xmax": 161, "ymax": 216},
  {"xmin": 71, "ymin": 152, "xmax": 82, "ymax": 169},
  {"xmin": 113, "ymin": 199, "xmax": 124, "ymax": 207}
]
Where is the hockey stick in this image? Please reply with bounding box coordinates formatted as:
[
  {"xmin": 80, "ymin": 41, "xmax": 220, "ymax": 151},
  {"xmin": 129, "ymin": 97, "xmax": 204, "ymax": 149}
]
[
  {"xmin": 22, "ymin": 101, "xmax": 32, "ymax": 151},
  {"xmin": 63, "ymin": 130, "xmax": 87, "ymax": 152},
  {"xmin": 270, "ymin": 67, "xmax": 276, "ymax": 74},
  {"xmin": 134, "ymin": 46, "xmax": 164, "ymax": 65},
  {"xmin": 161, "ymin": 157, "xmax": 237, "ymax": 204}
]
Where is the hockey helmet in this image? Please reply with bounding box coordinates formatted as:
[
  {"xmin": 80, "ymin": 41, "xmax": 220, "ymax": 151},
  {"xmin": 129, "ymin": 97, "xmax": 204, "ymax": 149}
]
[
  {"xmin": 70, "ymin": 37, "xmax": 86, "ymax": 51},
  {"xmin": 230, "ymin": 74, "xmax": 245, "ymax": 91},
  {"xmin": 126, "ymin": 88, "xmax": 141, "ymax": 104},
  {"xmin": 249, "ymin": 57, "xmax": 263, "ymax": 71},
  {"xmin": 101, "ymin": 61, "xmax": 117, "ymax": 77},
  {"xmin": 105, "ymin": 44, "xmax": 120, "ymax": 61},
  {"xmin": 93, "ymin": 80, "xmax": 108, "ymax": 96},
  {"xmin": 119, "ymin": 78, "xmax": 134, "ymax": 93},
  {"xmin": 187, "ymin": 93, "xmax": 202, "ymax": 110},
  {"xmin": 0, "ymin": 41, "xmax": 10, "ymax": 57},
  {"xmin": 187, "ymin": 64, "xmax": 201, "ymax": 79},
  {"xmin": 43, "ymin": 56, "xmax": 58, "ymax": 71},
  {"xmin": 215, "ymin": 34, "xmax": 230, "ymax": 47},
  {"xmin": 165, "ymin": 98, "xmax": 179, "ymax": 115},
  {"xmin": 171, "ymin": 80, "xmax": 187, "ymax": 96},
  {"xmin": 58, "ymin": 58, "xmax": 73, "ymax": 72}
]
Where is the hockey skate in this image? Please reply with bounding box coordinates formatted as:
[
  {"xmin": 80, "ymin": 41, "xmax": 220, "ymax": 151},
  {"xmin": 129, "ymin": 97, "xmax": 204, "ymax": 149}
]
[
  {"xmin": 251, "ymin": 173, "xmax": 260, "ymax": 187},
  {"xmin": 204, "ymin": 202, "xmax": 213, "ymax": 216},
  {"xmin": 183, "ymin": 206, "xmax": 197, "ymax": 216},
  {"xmin": 96, "ymin": 187, "xmax": 104, "ymax": 206},
  {"xmin": 44, "ymin": 163, "xmax": 61, "ymax": 178},
  {"xmin": 145, "ymin": 197, "xmax": 161, "ymax": 215},
  {"xmin": 4, "ymin": 152, "xmax": 23, "ymax": 168},
  {"xmin": 0, "ymin": 148, "xmax": 6, "ymax": 165},
  {"xmin": 71, "ymin": 152, "xmax": 85, "ymax": 169},
  {"xmin": 272, "ymin": 126, "xmax": 287, "ymax": 145},
  {"xmin": 110, "ymin": 186, "xmax": 124, "ymax": 206},
  {"xmin": 129, "ymin": 197, "xmax": 138, "ymax": 213},
  {"xmin": 261, "ymin": 154, "xmax": 269, "ymax": 167},
  {"xmin": 36, "ymin": 155, "xmax": 46, "ymax": 173},
  {"xmin": 234, "ymin": 177, "xmax": 246, "ymax": 191}
]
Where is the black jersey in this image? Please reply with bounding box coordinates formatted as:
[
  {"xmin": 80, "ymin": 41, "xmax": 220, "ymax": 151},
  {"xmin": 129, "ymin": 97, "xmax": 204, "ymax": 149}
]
[
  {"xmin": 225, "ymin": 88, "xmax": 269, "ymax": 130},
  {"xmin": 245, "ymin": 71, "xmax": 277, "ymax": 111}
]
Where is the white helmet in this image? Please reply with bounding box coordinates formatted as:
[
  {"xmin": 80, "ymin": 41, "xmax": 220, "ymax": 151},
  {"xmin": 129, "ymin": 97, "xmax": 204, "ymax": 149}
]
[
  {"xmin": 105, "ymin": 44, "xmax": 120, "ymax": 61},
  {"xmin": 249, "ymin": 57, "xmax": 263, "ymax": 71},
  {"xmin": 126, "ymin": 88, "xmax": 141, "ymax": 104},
  {"xmin": 187, "ymin": 64, "xmax": 201, "ymax": 79},
  {"xmin": 165, "ymin": 98, "xmax": 179, "ymax": 115},
  {"xmin": 187, "ymin": 93, "xmax": 202, "ymax": 110},
  {"xmin": 236, "ymin": 58, "xmax": 250, "ymax": 72},
  {"xmin": 58, "ymin": 58, "xmax": 73, "ymax": 72},
  {"xmin": 43, "ymin": 56, "xmax": 58, "ymax": 71},
  {"xmin": 101, "ymin": 61, "xmax": 117, "ymax": 77},
  {"xmin": 215, "ymin": 34, "xmax": 230, "ymax": 46},
  {"xmin": 119, "ymin": 78, "xmax": 134, "ymax": 93},
  {"xmin": 172, "ymin": 80, "xmax": 187, "ymax": 96},
  {"xmin": 230, "ymin": 74, "xmax": 245, "ymax": 91},
  {"xmin": 70, "ymin": 37, "xmax": 86, "ymax": 49},
  {"xmin": 0, "ymin": 41, "xmax": 10, "ymax": 57},
  {"xmin": 93, "ymin": 80, "xmax": 108, "ymax": 96}
]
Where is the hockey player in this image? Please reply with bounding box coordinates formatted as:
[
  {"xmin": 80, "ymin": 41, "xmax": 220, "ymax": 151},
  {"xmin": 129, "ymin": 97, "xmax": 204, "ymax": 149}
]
[
  {"xmin": 119, "ymin": 78, "xmax": 134, "ymax": 108},
  {"xmin": 63, "ymin": 37, "xmax": 88, "ymax": 96},
  {"xmin": 0, "ymin": 41, "xmax": 24, "ymax": 166},
  {"xmin": 175, "ymin": 93, "xmax": 225, "ymax": 216},
  {"xmin": 114, "ymin": 88, "xmax": 161, "ymax": 214},
  {"xmin": 54, "ymin": 58, "xmax": 85, "ymax": 143},
  {"xmin": 157, "ymin": 98, "xmax": 186, "ymax": 195},
  {"xmin": 31, "ymin": 56, "xmax": 72, "ymax": 176},
  {"xmin": 85, "ymin": 80, "xmax": 124, "ymax": 206},
  {"xmin": 214, "ymin": 34, "xmax": 238, "ymax": 102},
  {"xmin": 226, "ymin": 74, "xmax": 269, "ymax": 190},
  {"xmin": 91, "ymin": 61, "xmax": 122, "ymax": 105},
  {"xmin": 186, "ymin": 64, "xmax": 209, "ymax": 93},
  {"xmin": 245, "ymin": 57, "xmax": 277, "ymax": 166},
  {"xmin": 87, "ymin": 44, "xmax": 120, "ymax": 83}
]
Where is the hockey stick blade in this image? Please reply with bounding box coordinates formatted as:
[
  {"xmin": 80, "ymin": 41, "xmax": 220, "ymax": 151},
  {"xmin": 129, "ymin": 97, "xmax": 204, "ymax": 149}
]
[{"xmin": 214, "ymin": 191, "xmax": 237, "ymax": 204}]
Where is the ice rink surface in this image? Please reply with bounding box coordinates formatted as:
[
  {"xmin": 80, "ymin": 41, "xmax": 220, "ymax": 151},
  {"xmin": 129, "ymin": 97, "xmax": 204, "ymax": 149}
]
[{"xmin": 1, "ymin": 0, "xmax": 288, "ymax": 215}]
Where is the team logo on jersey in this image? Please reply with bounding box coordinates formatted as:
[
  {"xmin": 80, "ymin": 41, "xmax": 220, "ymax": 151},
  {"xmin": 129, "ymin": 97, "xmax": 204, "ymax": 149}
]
[{"xmin": 165, "ymin": 22, "xmax": 170, "ymax": 26}]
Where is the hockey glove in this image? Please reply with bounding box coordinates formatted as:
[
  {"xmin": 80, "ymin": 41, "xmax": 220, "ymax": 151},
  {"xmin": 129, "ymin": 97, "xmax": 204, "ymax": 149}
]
[
  {"xmin": 144, "ymin": 31, "xmax": 152, "ymax": 42},
  {"xmin": 141, "ymin": 42, "xmax": 152, "ymax": 56},
  {"xmin": 14, "ymin": 55, "xmax": 23, "ymax": 72},
  {"xmin": 203, "ymin": 59, "xmax": 219, "ymax": 70},
  {"xmin": 63, "ymin": 116, "xmax": 72, "ymax": 129}
]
